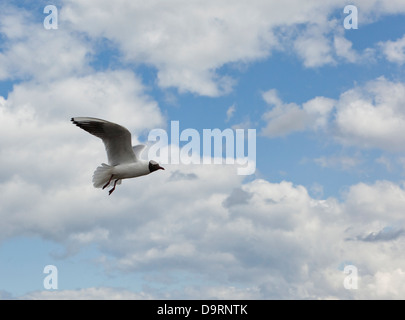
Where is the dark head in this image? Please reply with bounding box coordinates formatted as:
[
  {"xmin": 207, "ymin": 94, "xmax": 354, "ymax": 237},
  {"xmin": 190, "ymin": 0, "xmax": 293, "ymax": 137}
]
[{"xmin": 149, "ymin": 160, "xmax": 165, "ymax": 173}]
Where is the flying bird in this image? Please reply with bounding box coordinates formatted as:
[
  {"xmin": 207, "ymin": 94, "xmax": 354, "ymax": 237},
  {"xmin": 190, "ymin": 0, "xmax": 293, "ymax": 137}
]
[{"xmin": 71, "ymin": 117, "xmax": 164, "ymax": 195}]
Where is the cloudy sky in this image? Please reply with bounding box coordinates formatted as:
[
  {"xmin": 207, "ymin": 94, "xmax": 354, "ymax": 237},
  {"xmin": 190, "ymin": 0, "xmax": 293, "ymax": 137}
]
[{"xmin": 0, "ymin": 0, "xmax": 405, "ymax": 299}]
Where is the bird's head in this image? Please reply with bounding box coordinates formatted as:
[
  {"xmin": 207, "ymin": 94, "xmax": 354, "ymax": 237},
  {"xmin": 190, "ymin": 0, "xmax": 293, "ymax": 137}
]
[{"xmin": 149, "ymin": 160, "xmax": 165, "ymax": 173}]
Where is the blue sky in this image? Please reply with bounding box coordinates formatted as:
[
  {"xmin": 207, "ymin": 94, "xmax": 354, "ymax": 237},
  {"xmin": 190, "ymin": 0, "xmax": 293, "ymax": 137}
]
[{"xmin": 0, "ymin": 0, "xmax": 405, "ymax": 299}]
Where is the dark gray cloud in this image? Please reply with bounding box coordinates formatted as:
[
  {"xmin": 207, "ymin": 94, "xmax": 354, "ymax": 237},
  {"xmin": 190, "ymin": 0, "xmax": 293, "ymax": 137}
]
[
  {"xmin": 222, "ymin": 187, "xmax": 253, "ymax": 208},
  {"xmin": 361, "ymin": 228, "xmax": 405, "ymax": 242},
  {"xmin": 349, "ymin": 228, "xmax": 405, "ymax": 242},
  {"xmin": 168, "ymin": 170, "xmax": 198, "ymax": 181}
]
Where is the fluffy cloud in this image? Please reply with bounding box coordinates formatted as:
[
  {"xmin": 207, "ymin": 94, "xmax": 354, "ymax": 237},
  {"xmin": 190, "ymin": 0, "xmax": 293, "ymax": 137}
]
[
  {"xmin": 0, "ymin": 107, "xmax": 404, "ymax": 299},
  {"xmin": 293, "ymin": 23, "xmax": 336, "ymax": 68},
  {"xmin": 4, "ymin": 70, "xmax": 163, "ymax": 130},
  {"xmin": 3, "ymin": 150, "xmax": 405, "ymax": 299},
  {"xmin": 0, "ymin": 6, "xmax": 91, "ymax": 81},
  {"xmin": 58, "ymin": 0, "xmax": 405, "ymax": 96},
  {"xmin": 334, "ymin": 77, "xmax": 405, "ymax": 151},
  {"xmin": 261, "ymin": 89, "xmax": 335, "ymax": 137},
  {"xmin": 0, "ymin": 68, "xmax": 164, "ymax": 245},
  {"xmin": 380, "ymin": 34, "xmax": 405, "ymax": 65},
  {"xmin": 3, "ymin": 82, "xmax": 405, "ymax": 299},
  {"xmin": 1, "ymin": 1, "xmax": 402, "ymax": 96},
  {"xmin": 333, "ymin": 35, "xmax": 359, "ymax": 63},
  {"xmin": 0, "ymin": 70, "xmax": 163, "ymax": 191},
  {"xmin": 62, "ymin": 0, "xmax": 281, "ymax": 96},
  {"xmin": 343, "ymin": 180, "xmax": 405, "ymax": 223},
  {"xmin": 20, "ymin": 287, "xmax": 152, "ymax": 300},
  {"xmin": 261, "ymin": 77, "xmax": 405, "ymax": 152}
]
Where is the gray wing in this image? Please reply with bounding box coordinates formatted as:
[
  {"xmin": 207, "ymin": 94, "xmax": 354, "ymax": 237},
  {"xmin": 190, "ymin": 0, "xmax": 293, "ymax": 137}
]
[
  {"xmin": 132, "ymin": 144, "xmax": 146, "ymax": 160},
  {"xmin": 71, "ymin": 117, "xmax": 137, "ymax": 165}
]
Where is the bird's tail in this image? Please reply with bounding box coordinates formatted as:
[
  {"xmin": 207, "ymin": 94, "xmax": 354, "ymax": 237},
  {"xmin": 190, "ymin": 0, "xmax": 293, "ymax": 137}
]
[{"xmin": 93, "ymin": 163, "xmax": 114, "ymax": 188}]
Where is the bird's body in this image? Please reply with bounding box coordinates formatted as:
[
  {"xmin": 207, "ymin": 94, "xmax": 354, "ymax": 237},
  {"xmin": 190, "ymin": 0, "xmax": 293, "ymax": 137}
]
[
  {"xmin": 71, "ymin": 117, "xmax": 164, "ymax": 195},
  {"xmin": 111, "ymin": 162, "xmax": 150, "ymax": 179}
]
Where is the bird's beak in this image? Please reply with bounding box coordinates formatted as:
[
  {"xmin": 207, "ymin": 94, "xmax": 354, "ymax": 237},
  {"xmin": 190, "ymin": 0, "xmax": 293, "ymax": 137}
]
[{"xmin": 159, "ymin": 165, "xmax": 165, "ymax": 170}]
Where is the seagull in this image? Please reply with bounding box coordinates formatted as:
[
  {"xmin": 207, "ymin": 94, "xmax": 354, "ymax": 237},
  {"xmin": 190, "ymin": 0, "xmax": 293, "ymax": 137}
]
[{"xmin": 71, "ymin": 117, "xmax": 164, "ymax": 195}]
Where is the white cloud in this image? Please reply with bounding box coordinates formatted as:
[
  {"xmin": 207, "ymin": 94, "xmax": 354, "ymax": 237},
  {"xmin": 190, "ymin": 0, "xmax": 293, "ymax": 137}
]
[
  {"xmin": 182, "ymin": 285, "xmax": 261, "ymax": 300},
  {"xmin": 4, "ymin": 70, "xmax": 163, "ymax": 131},
  {"xmin": 379, "ymin": 34, "xmax": 405, "ymax": 65},
  {"xmin": 18, "ymin": 284, "xmax": 261, "ymax": 300},
  {"xmin": 293, "ymin": 24, "xmax": 335, "ymax": 68},
  {"xmin": 262, "ymin": 105, "xmax": 307, "ymax": 137},
  {"xmin": 0, "ymin": 70, "xmax": 163, "ymax": 185},
  {"xmin": 0, "ymin": 7, "xmax": 92, "ymax": 81},
  {"xmin": 343, "ymin": 180, "xmax": 405, "ymax": 223},
  {"xmin": 20, "ymin": 287, "xmax": 152, "ymax": 300},
  {"xmin": 360, "ymin": 269, "xmax": 405, "ymax": 299},
  {"xmin": 0, "ymin": 1, "xmax": 403, "ymax": 97},
  {"xmin": 358, "ymin": 0, "xmax": 405, "ymax": 19},
  {"xmin": 225, "ymin": 104, "xmax": 236, "ymax": 122},
  {"xmin": 0, "ymin": 69, "xmax": 165, "ymax": 244},
  {"xmin": 62, "ymin": 0, "xmax": 282, "ymax": 96},
  {"xmin": 261, "ymin": 78, "xmax": 405, "ymax": 153},
  {"xmin": 334, "ymin": 77, "xmax": 405, "ymax": 151},
  {"xmin": 334, "ymin": 36, "xmax": 358, "ymax": 63},
  {"xmin": 302, "ymin": 96, "xmax": 335, "ymax": 130},
  {"xmin": 58, "ymin": 0, "xmax": 405, "ymax": 96},
  {"xmin": 261, "ymin": 89, "xmax": 307, "ymax": 137},
  {"xmin": 261, "ymin": 89, "xmax": 335, "ymax": 137},
  {"xmin": 2, "ymin": 135, "xmax": 405, "ymax": 299},
  {"xmin": 103, "ymin": 177, "xmax": 405, "ymax": 299}
]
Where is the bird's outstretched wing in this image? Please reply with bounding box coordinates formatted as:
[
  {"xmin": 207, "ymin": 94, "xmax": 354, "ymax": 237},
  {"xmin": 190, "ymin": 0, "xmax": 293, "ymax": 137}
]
[
  {"xmin": 132, "ymin": 144, "xmax": 146, "ymax": 160},
  {"xmin": 71, "ymin": 117, "xmax": 137, "ymax": 165}
]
